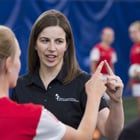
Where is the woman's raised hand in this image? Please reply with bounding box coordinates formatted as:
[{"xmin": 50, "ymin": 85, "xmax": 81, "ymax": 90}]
[{"xmin": 85, "ymin": 61, "xmax": 107, "ymax": 98}]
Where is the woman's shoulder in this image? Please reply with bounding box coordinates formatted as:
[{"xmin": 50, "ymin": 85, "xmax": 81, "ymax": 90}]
[{"xmin": 17, "ymin": 72, "xmax": 33, "ymax": 85}]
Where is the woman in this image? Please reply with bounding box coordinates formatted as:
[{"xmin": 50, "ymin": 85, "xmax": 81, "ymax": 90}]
[
  {"xmin": 0, "ymin": 25, "xmax": 111, "ymax": 140},
  {"xmin": 12, "ymin": 10, "xmax": 124, "ymax": 140},
  {"xmin": 128, "ymin": 21, "xmax": 140, "ymax": 117},
  {"xmin": 90, "ymin": 27, "xmax": 117, "ymax": 74},
  {"xmin": 90, "ymin": 27, "xmax": 117, "ymax": 139}
]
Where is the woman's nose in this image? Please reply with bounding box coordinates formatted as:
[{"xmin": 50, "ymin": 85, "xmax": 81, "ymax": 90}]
[{"xmin": 47, "ymin": 41, "xmax": 56, "ymax": 51}]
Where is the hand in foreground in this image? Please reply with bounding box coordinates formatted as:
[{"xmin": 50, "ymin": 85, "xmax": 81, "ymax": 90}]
[
  {"xmin": 85, "ymin": 61, "xmax": 107, "ymax": 98},
  {"xmin": 105, "ymin": 61, "xmax": 124, "ymax": 103}
]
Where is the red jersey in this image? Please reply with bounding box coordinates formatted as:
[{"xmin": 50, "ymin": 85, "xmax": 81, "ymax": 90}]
[
  {"xmin": 130, "ymin": 43, "xmax": 140, "ymax": 64},
  {"xmin": 130, "ymin": 43, "xmax": 140, "ymax": 84},
  {"xmin": 90, "ymin": 43, "xmax": 117, "ymax": 74},
  {"xmin": 0, "ymin": 97, "xmax": 65, "ymax": 140}
]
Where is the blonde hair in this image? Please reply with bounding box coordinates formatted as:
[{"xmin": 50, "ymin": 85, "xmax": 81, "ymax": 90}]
[
  {"xmin": 129, "ymin": 21, "xmax": 140, "ymax": 31},
  {"xmin": 0, "ymin": 26, "xmax": 16, "ymax": 70}
]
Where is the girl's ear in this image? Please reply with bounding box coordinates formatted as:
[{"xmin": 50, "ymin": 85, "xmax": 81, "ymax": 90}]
[{"xmin": 5, "ymin": 57, "xmax": 12, "ymax": 74}]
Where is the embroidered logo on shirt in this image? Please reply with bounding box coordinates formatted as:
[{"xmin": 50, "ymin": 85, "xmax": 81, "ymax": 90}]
[{"xmin": 55, "ymin": 94, "xmax": 79, "ymax": 102}]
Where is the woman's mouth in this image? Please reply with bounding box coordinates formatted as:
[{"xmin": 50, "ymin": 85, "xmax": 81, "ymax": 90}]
[{"xmin": 45, "ymin": 54, "xmax": 57, "ymax": 62}]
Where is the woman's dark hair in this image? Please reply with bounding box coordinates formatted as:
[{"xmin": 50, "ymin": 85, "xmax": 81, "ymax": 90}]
[{"xmin": 28, "ymin": 10, "xmax": 81, "ymax": 84}]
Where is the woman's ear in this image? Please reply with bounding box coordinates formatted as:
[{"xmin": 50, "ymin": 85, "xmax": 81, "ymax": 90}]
[{"xmin": 5, "ymin": 57, "xmax": 12, "ymax": 74}]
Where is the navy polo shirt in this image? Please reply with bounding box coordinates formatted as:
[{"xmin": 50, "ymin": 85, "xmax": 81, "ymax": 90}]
[{"xmin": 11, "ymin": 68, "xmax": 108, "ymax": 128}]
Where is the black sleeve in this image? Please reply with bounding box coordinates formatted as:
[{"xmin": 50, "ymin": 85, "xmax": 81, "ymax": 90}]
[{"xmin": 99, "ymin": 97, "xmax": 109, "ymax": 111}]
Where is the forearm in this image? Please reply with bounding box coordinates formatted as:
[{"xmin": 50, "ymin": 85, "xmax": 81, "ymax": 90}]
[
  {"xmin": 78, "ymin": 96, "xmax": 101, "ymax": 140},
  {"xmin": 105, "ymin": 99, "xmax": 124, "ymax": 140}
]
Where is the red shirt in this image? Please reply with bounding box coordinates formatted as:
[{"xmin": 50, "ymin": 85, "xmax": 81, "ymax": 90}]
[
  {"xmin": 90, "ymin": 44, "xmax": 117, "ymax": 74},
  {"xmin": 0, "ymin": 97, "xmax": 65, "ymax": 140},
  {"xmin": 130, "ymin": 43, "xmax": 140, "ymax": 64},
  {"xmin": 130, "ymin": 43, "xmax": 140, "ymax": 84}
]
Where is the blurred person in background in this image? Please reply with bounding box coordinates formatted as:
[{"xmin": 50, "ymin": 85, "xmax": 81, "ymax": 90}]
[
  {"xmin": 90, "ymin": 27, "xmax": 117, "ymax": 75},
  {"xmin": 12, "ymin": 10, "xmax": 124, "ymax": 140},
  {"xmin": 128, "ymin": 21, "xmax": 140, "ymax": 117},
  {"xmin": 90, "ymin": 27, "xmax": 117, "ymax": 139}
]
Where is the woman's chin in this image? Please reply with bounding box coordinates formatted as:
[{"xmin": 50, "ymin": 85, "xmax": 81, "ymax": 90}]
[
  {"xmin": 45, "ymin": 63, "xmax": 58, "ymax": 69},
  {"xmin": 43, "ymin": 60, "xmax": 63, "ymax": 69}
]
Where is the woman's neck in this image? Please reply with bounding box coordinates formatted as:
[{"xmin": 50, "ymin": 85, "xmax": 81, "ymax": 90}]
[
  {"xmin": 0, "ymin": 76, "xmax": 9, "ymax": 98},
  {"xmin": 101, "ymin": 42, "xmax": 110, "ymax": 49},
  {"xmin": 39, "ymin": 63, "xmax": 63, "ymax": 89}
]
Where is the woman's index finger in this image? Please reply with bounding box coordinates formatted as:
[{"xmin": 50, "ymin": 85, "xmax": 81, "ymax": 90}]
[
  {"xmin": 105, "ymin": 60, "xmax": 114, "ymax": 76},
  {"xmin": 94, "ymin": 61, "xmax": 105, "ymax": 74}
]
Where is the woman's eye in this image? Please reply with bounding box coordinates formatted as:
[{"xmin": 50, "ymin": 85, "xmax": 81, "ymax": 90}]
[
  {"xmin": 56, "ymin": 40, "xmax": 63, "ymax": 44},
  {"xmin": 40, "ymin": 38, "xmax": 49, "ymax": 43}
]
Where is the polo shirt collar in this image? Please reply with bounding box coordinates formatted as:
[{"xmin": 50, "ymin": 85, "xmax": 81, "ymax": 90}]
[
  {"xmin": 56, "ymin": 64, "xmax": 67, "ymax": 82},
  {"xmin": 27, "ymin": 64, "xmax": 67, "ymax": 86}
]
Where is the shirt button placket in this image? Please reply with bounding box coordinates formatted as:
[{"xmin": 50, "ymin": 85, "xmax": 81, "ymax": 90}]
[{"xmin": 44, "ymin": 86, "xmax": 52, "ymax": 102}]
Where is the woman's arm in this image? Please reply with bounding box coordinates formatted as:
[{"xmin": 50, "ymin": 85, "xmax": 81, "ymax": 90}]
[
  {"xmin": 97, "ymin": 61, "xmax": 124, "ymax": 140},
  {"xmin": 63, "ymin": 61, "xmax": 106, "ymax": 140},
  {"xmin": 97, "ymin": 101, "xmax": 124, "ymax": 140}
]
